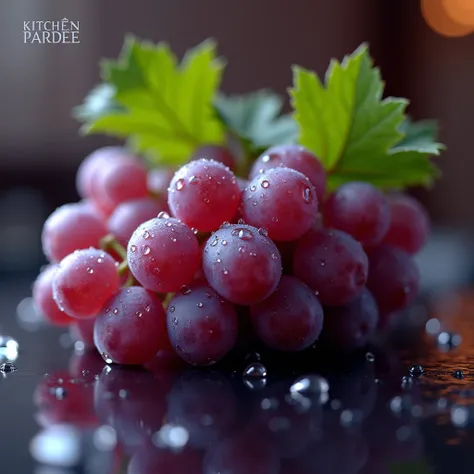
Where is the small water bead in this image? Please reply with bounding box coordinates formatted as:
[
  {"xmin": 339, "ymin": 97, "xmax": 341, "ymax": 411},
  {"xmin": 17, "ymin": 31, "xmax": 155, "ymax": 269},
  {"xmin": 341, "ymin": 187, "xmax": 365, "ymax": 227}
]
[
  {"xmin": 258, "ymin": 228, "xmax": 268, "ymax": 237},
  {"xmin": 289, "ymin": 375, "xmax": 329, "ymax": 399},
  {"xmin": 243, "ymin": 363, "xmax": 267, "ymax": 379},
  {"xmin": 145, "ymin": 305, "xmax": 151, "ymax": 312},
  {"xmin": 175, "ymin": 179, "xmax": 185, "ymax": 191},
  {"xmin": 143, "ymin": 231, "xmax": 151, "ymax": 240},
  {"xmin": 453, "ymin": 370, "xmax": 465, "ymax": 380},
  {"xmin": 203, "ymin": 198, "xmax": 210, "ymax": 204},
  {"xmin": 250, "ymin": 185, "xmax": 257, "ymax": 192},
  {"xmin": 221, "ymin": 240, "xmax": 228, "ymax": 246},
  {"xmin": 86, "ymin": 267, "xmax": 94, "ymax": 274},
  {"xmin": 231, "ymin": 227, "xmax": 253, "ymax": 241},
  {"xmin": 165, "ymin": 222, "xmax": 173, "ymax": 228},
  {"xmin": 237, "ymin": 218, "xmax": 246, "ymax": 224},
  {"xmin": 408, "ymin": 364, "xmax": 424, "ymax": 377},
  {"xmin": 130, "ymin": 245, "xmax": 137, "ymax": 253},
  {"xmin": 238, "ymin": 247, "xmax": 245, "ymax": 254},
  {"xmin": 365, "ymin": 352, "xmax": 375, "ymax": 362},
  {"xmin": 50, "ymin": 386, "xmax": 67, "ymax": 400},
  {"xmin": 143, "ymin": 246, "xmax": 151, "ymax": 256},
  {"xmin": 101, "ymin": 353, "xmax": 113, "ymax": 364},
  {"xmin": 249, "ymin": 252, "xmax": 257, "ymax": 257},
  {"xmin": 197, "ymin": 302, "xmax": 204, "ymax": 308},
  {"xmin": 216, "ymin": 258, "xmax": 221, "ymax": 263},
  {"xmin": 252, "ymin": 201, "xmax": 258, "ymax": 206},
  {"xmin": 97, "ymin": 258, "xmax": 104, "ymax": 264},
  {"xmin": 189, "ymin": 175, "xmax": 198, "ymax": 184},
  {"xmin": 271, "ymin": 216, "xmax": 279, "ymax": 223},
  {"xmin": 243, "ymin": 379, "xmax": 267, "ymax": 390},
  {"xmin": 302, "ymin": 187, "xmax": 312, "ymax": 203},
  {"xmin": 223, "ymin": 269, "xmax": 229, "ymax": 275},
  {"xmin": 169, "ymin": 306, "xmax": 175, "ymax": 313},
  {"xmin": 191, "ymin": 228, "xmax": 199, "ymax": 235},
  {"xmin": 112, "ymin": 308, "xmax": 119, "ymax": 315},
  {"xmin": 0, "ymin": 362, "xmax": 17, "ymax": 373},
  {"xmin": 0, "ymin": 336, "xmax": 19, "ymax": 362},
  {"xmin": 135, "ymin": 311, "xmax": 143, "ymax": 318},
  {"xmin": 180, "ymin": 286, "xmax": 192, "ymax": 295},
  {"xmin": 158, "ymin": 211, "xmax": 170, "ymax": 219},
  {"xmin": 171, "ymin": 237, "xmax": 177, "ymax": 243},
  {"xmin": 210, "ymin": 238, "xmax": 219, "ymax": 247},
  {"xmin": 261, "ymin": 180, "xmax": 270, "ymax": 189}
]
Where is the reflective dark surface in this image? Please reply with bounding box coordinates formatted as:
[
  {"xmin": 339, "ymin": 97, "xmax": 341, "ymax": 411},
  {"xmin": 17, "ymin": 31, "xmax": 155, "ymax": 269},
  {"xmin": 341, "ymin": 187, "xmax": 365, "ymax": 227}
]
[{"xmin": 3, "ymin": 278, "xmax": 474, "ymax": 473}]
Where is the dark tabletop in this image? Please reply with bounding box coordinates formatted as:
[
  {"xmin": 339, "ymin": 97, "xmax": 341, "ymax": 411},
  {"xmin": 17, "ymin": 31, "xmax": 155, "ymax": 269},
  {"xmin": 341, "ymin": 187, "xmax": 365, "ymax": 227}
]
[{"xmin": 1, "ymin": 276, "xmax": 474, "ymax": 474}]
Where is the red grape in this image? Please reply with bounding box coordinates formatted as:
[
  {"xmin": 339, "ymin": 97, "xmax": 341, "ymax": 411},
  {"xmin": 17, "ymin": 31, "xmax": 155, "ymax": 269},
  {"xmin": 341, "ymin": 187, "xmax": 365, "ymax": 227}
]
[
  {"xmin": 190, "ymin": 144, "xmax": 237, "ymax": 170},
  {"xmin": 108, "ymin": 197, "xmax": 168, "ymax": 247},
  {"xmin": 42, "ymin": 202, "xmax": 107, "ymax": 262},
  {"xmin": 202, "ymin": 224, "xmax": 282, "ymax": 305},
  {"xmin": 250, "ymin": 275, "xmax": 324, "ymax": 351},
  {"xmin": 166, "ymin": 282, "xmax": 238, "ymax": 365},
  {"xmin": 324, "ymin": 182, "xmax": 391, "ymax": 247},
  {"xmin": 147, "ymin": 167, "xmax": 176, "ymax": 196},
  {"xmin": 93, "ymin": 154, "xmax": 148, "ymax": 214},
  {"xmin": 168, "ymin": 158, "xmax": 241, "ymax": 232},
  {"xmin": 76, "ymin": 146, "xmax": 123, "ymax": 199},
  {"xmin": 53, "ymin": 248, "xmax": 119, "ymax": 319},
  {"xmin": 249, "ymin": 144, "xmax": 326, "ymax": 200},
  {"xmin": 93, "ymin": 286, "xmax": 168, "ymax": 365},
  {"xmin": 32, "ymin": 265, "xmax": 74, "ymax": 326},
  {"xmin": 382, "ymin": 194, "xmax": 430, "ymax": 254},
  {"xmin": 322, "ymin": 288, "xmax": 379, "ymax": 350},
  {"xmin": 241, "ymin": 167, "xmax": 318, "ymax": 241},
  {"xmin": 127, "ymin": 216, "xmax": 200, "ymax": 293},
  {"xmin": 293, "ymin": 228, "xmax": 368, "ymax": 306},
  {"xmin": 367, "ymin": 245, "xmax": 420, "ymax": 316}
]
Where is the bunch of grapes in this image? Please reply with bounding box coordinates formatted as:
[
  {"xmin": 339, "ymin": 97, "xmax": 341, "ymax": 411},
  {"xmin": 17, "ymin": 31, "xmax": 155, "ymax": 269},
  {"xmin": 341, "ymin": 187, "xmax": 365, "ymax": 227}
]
[{"xmin": 32, "ymin": 144, "xmax": 429, "ymax": 367}]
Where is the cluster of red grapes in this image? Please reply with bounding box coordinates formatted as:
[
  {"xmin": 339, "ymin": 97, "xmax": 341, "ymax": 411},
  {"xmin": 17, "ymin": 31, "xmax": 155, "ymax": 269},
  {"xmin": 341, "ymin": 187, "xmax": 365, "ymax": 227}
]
[{"xmin": 32, "ymin": 144, "xmax": 429, "ymax": 367}]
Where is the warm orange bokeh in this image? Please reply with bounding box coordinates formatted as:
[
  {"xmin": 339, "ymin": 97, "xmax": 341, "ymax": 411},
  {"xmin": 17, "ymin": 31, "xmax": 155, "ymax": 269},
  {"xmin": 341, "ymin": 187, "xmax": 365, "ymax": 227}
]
[
  {"xmin": 443, "ymin": 0, "xmax": 474, "ymax": 27},
  {"xmin": 422, "ymin": 0, "xmax": 474, "ymax": 37}
]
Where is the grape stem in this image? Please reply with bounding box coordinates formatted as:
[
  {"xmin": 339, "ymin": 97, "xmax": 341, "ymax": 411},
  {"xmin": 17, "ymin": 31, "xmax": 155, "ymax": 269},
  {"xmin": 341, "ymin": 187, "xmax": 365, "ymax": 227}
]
[{"xmin": 100, "ymin": 233, "xmax": 127, "ymax": 260}]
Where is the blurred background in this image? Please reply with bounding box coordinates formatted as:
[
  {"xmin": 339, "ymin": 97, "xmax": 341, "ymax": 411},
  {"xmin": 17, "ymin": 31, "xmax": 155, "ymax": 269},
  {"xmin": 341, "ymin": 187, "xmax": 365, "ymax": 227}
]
[{"xmin": 1, "ymin": 0, "xmax": 474, "ymax": 283}]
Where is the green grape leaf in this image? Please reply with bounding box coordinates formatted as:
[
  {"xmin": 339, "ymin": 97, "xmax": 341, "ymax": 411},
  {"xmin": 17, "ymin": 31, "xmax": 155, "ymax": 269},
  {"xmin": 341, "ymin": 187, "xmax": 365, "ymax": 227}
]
[
  {"xmin": 80, "ymin": 36, "xmax": 226, "ymax": 166},
  {"xmin": 290, "ymin": 44, "xmax": 443, "ymax": 190},
  {"xmin": 73, "ymin": 83, "xmax": 123, "ymax": 122},
  {"xmin": 214, "ymin": 90, "xmax": 298, "ymax": 153}
]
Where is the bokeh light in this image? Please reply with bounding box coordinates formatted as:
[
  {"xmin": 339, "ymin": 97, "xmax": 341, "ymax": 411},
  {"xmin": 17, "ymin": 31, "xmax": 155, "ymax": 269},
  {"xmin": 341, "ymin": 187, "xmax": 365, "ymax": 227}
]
[
  {"xmin": 421, "ymin": 0, "xmax": 474, "ymax": 37},
  {"xmin": 443, "ymin": 0, "xmax": 474, "ymax": 27}
]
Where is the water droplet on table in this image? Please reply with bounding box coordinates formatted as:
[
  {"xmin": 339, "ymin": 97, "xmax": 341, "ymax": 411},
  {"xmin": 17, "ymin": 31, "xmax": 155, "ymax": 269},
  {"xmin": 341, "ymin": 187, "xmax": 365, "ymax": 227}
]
[
  {"xmin": 408, "ymin": 364, "xmax": 424, "ymax": 377},
  {"xmin": 243, "ymin": 363, "xmax": 267, "ymax": 379},
  {"xmin": 0, "ymin": 362, "xmax": 17, "ymax": 373}
]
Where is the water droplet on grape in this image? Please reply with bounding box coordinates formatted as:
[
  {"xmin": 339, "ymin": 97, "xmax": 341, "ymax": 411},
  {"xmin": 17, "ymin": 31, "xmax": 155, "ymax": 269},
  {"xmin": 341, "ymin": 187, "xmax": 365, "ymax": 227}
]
[
  {"xmin": 86, "ymin": 267, "xmax": 94, "ymax": 274},
  {"xmin": 223, "ymin": 269, "xmax": 229, "ymax": 275},
  {"xmin": 158, "ymin": 211, "xmax": 170, "ymax": 219},
  {"xmin": 252, "ymin": 201, "xmax": 257, "ymax": 206},
  {"xmin": 261, "ymin": 180, "xmax": 270, "ymax": 189},
  {"xmin": 97, "ymin": 258, "xmax": 103, "ymax": 264},
  {"xmin": 237, "ymin": 218, "xmax": 245, "ymax": 224},
  {"xmin": 238, "ymin": 247, "xmax": 245, "ymax": 254},
  {"xmin": 258, "ymin": 228, "xmax": 268, "ymax": 236},
  {"xmin": 271, "ymin": 216, "xmax": 279, "ymax": 223},
  {"xmin": 210, "ymin": 237, "xmax": 219, "ymax": 247},
  {"xmin": 302, "ymin": 187, "xmax": 312, "ymax": 203},
  {"xmin": 191, "ymin": 228, "xmax": 199, "ymax": 235},
  {"xmin": 143, "ymin": 231, "xmax": 151, "ymax": 240},
  {"xmin": 172, "ymin": 317, "xmax": 178, "ymax": 326},
  {"xmin": 130, "ymin": 245, "xmax": 137, "ymax": 253},
  {"xmin": 101, "ymin": 353, "xmax": 113, "ymax": 364},
  {"xmin": 112, "ymin": 308, "xmax": 119, "ymax": 315},
  {"xmin": 145, "ymin": 305, "xmax": 151, "ymax": 312},
  {"xmin": 250, "ymin": 185, "xmax": 257, "ymax": 192},
  {"xmin": 203, "ymin": 198, "xmax": 210, "ymax": 204},
  {"xmin": 135, "ymin": 311, "xmax": 143, "ymax": 318},
  {"xmin": 143, "ymin": 246, "xmax": 151, "ymax": 256},
  {"xmin": 221, "ymin": 240, "xmax": 227, "ymax": 246},
  {"xmin": 189, "ymin": 175, "xmax": 197, "ymax": 184},
  {"xmin": 180, "ymin": 285, "xmax": 192, "ymax": 295},
  {"xmin": 271, "ymin": 253, "xmax": 278, "ymax": 260},
  {"xmin": 169, "ymin": 306, "xmax": 175, "ymax": 313},
  {"xmin": 171, "ymin": 237, "xmax": 177, "ymax": 243},
  {"xmin": 243, "ymin": 363, "xmax": 267, "ymax": 379},
  {"xmin": 175, "ymin": 179, "xmax": 185, "ymax": 191},
  {"xmin": 197, "ymin": 302, "xmax": 204, "ymax": 308},
  {"xmin": 221, "ymin": 221, "xmax": 231, "ymax": 228},
  {"xmin": 232, "ymin": 227, "xmax": 253, "ymax": 241}
]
